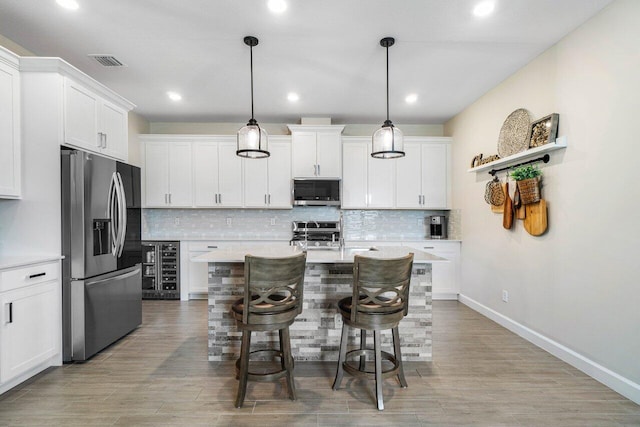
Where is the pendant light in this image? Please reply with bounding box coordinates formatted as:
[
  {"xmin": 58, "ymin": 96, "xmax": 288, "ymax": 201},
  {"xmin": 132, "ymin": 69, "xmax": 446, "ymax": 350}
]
[
  {"xmin": 237, "ymin": 36, "xmax": 269, "ymax": 158},
  {"xmin": 372, "ymin": 37, "xmax": 404, "ymax": 159}
]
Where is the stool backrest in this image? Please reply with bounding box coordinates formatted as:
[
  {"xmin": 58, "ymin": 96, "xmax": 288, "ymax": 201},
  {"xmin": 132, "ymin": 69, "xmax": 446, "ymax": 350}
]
[
  {"xmin": 351, "ymin": 253, "xmax": 414, "ymax": 323},
  {"xmin": 242, "ymin": 252, "xmax": 307, "ymax": 324}
]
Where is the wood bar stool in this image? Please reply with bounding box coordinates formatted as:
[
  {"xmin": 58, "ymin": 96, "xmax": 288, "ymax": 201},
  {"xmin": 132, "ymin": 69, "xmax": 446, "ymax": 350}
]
[
  {"xmin": 332, "ymin": 253, "xmax": 414, "ymax": 410},
  {"xmin": 231, "ymin": 252, "xmax": 307, "ymax": 408}
]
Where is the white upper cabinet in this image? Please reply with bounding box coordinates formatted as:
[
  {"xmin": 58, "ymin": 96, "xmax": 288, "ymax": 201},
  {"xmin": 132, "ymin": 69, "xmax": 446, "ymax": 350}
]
[
  {"xmin": 244, "ymin": 139, "xmax": 292, "ymax": 209},
  {"xmin": 192, "ymin": 138, "xmax": 243, "ymax": 208},
  {"xmin": 0, "ymin": 47, "xmax": 21, "ymax": 199},
  {"xmin": 141, "ymin": 139, "xmax": 193, "ymax": 208},
  {"xmin": 63, "ymin": 77, "xmax": 129, "ymax": 161},
  {"xmin": 342, "ymin": 138, "xmax": 394, "ymax": 209},
  {"xmin": 289, "ymin": 125, "xmax": 344, "ymax": 178},
  {"xmin": 395, "ymin": 138, "xmax": 451, "ymax": 209}
]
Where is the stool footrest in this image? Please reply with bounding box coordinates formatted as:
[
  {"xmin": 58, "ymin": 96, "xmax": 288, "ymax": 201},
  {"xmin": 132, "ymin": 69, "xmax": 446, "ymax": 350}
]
[
  {"xmin": 342, "ymin": 348, "xmax": 400, "ymax": 379},
  {"xmin": 235, "ymin": 349, "xmax": 293, "ymax": 382}
]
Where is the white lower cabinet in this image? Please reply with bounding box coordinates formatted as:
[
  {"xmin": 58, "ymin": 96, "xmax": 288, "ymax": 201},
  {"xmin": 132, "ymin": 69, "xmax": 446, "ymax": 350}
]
[
  {"xmin": 404, "ymin": 241, "xmax": 460, "ymax": 300},
  {"xmin": 0, "ymin": 260, "xmax": 61, "ymax": 392}
]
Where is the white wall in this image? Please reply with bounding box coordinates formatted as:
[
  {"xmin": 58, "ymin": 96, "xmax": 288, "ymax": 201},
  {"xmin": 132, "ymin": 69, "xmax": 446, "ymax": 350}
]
[
  {"xmin": 127, "ymin": 111, "xmax": 150, "ymax": 167},
  {"xmin": 445, "ymin": 0, "xmax": 639, "ymax": 399}
]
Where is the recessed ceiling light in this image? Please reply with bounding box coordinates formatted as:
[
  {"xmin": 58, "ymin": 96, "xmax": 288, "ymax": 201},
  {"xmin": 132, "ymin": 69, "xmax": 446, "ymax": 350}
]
[
  {"xmin": 167, "ymin": 91, "xmax": 182, "ymax": 101},
  {"xmin": 473, "ymin": 1, "xmax": 495, "ymax": 17},
  {"xmin": 56, "ymin": 0, "xmax": 79, "ymax": 10},
  {"xmin": 267, "ymin": 0, "xmax": 287, "ymax": 14},
  {"xmin": 405, "ymin": 94, "xmax": 418, "ymax": 104},
  {"xmin": 287, "ymin": 92, "xmax": 299, "ymax": 102}
]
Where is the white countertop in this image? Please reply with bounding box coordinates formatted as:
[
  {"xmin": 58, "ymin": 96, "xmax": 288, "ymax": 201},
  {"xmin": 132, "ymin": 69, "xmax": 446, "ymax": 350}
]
[
  {"xmin": 0, "ymin": 255, "xmax": 64, "ymax": 271},
  {"xmin": 192, "ymin": 245, "xmax": 446, "ymax": 264}
]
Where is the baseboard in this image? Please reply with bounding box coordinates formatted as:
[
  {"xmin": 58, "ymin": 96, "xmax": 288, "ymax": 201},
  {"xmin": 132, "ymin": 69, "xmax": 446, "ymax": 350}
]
[
  {"xmin": 458, "ymin": 294, "xmax": 640, "ymax": 405},
  {"xmin": 432, "ymin": 291, "xmax": 458, "ymax": 300},
  {"xmin": 0, "ymin": 355, "xmax": 59, "ymax": 395}
]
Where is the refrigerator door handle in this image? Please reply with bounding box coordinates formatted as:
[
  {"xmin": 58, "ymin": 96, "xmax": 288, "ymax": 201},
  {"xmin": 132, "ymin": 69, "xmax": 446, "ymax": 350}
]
[
  {"xmin": 107, "ymin": 172, "xmax": 119, "ymax": 256},
  {"xmin": 85, "ymin": 266, "xmax": 141, "ymax": 287},
  {"xmin": 115, "ymin": 172, "xmax": 127, "ymax": 258}
]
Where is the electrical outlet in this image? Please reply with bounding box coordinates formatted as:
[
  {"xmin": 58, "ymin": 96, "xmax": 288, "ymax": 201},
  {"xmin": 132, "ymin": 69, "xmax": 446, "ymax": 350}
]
[
  {"xmin": 174, "ymin": 217, "xmax": 180, "ymax": 226},
  {"xmin": 270, "ymin": 217, "xmax": 276, "ymax": 226},
  {"xmin": 502, "ymin": 290, "xmax": 509, "ymax": 303},
  {"xmin": 226, "ymin": 217, "xmax": 232, "ymax": 226}
]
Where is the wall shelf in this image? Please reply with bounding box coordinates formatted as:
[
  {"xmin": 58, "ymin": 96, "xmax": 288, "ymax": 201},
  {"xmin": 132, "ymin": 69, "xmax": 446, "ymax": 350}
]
[{"xmin": 467, "ymin": 136, "xmax": 567, "ymax": 174}]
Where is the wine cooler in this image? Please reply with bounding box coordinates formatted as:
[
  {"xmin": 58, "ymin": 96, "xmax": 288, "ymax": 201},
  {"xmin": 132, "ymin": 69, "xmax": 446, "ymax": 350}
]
[{"xmin": 141, "ymin": 241, "xmax": 180, "ymax": 299}]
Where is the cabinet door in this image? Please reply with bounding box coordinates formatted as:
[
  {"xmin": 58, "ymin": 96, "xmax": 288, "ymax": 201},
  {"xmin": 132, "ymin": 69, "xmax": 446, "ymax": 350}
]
[
  {"xmin": 1, "ymin": 281, "xmax": 58, "ymax": 383},
  {"xmin": 291, "ymin": 132, "xmax": 317, "ymax": 178},
  {"xmin": 0, "ymin": 59, "xmax": 20, "ymax": 198},
  {"xmin": 143, "ymin": 142, "xmax": 169, "ymax": 207},
  {"xmin": 341, "ymin": 142, "xmax": 368, "ymax": 209},
  {"xmin": 187, "ymin": 251, "xmax": 209, "ymax": 296},
  {"xmin": 421, "ymin": 144, "xmax": 449, "ymax": 209},
  {"xmin": 193, "ymin": 141, "xmax": 219, "ymax": 207},
  {"xmin": 267, "ymin": 141, "xmax": 292, "ymax": 208},
  {"xmin": 243, "ymin": 156, "xmax": 269, "ymax": 208},
  {"xmin": 395, "ymin": 142, "xmax": 423, "ymax": 208},
  {"xmin": 316, "ymin": 132, "xmax": 342, "ymax": 178},
  {"xmin": 368, "ymin": 153, "xmax": 395, "ymax": 208},
  {"xmin": 99, "ymin": 101, "xmax": 128, "ymax": 161},
  {"xmin": 167, "ymin": 142, "xmax": 193, "ymax": 207},
  {"xmin": 218, "ymin": 142, "xmax": 243, "ymax": 207},
  {"xmin": 63, "ymin": 78, "xmax": 100, "ymax": 151}
]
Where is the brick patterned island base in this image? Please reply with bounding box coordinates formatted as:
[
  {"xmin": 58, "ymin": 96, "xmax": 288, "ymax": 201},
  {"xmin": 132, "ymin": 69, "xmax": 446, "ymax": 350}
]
[{"xmin": 198, "ymin": 246, "xmax": 441, "ymax": 362}]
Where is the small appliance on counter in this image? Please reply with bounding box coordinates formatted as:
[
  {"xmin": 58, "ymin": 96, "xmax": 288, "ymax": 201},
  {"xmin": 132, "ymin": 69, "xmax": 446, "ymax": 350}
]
[
  {"xmin": 141, "ymin": 241, "xmax": 180, "ymax": 299},
  {"xmin": 290, "ymin": 220, "xmax": 342, "ymax": 249},
  {"xmin": 428, "ymin": 215, "xmax": 448, "ymax": 239}
]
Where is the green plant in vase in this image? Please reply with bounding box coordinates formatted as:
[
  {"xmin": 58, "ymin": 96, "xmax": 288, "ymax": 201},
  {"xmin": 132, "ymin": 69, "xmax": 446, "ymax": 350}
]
[{"xmin": 510, "ymin": 165, "xmax": 542, "ymax": 204}]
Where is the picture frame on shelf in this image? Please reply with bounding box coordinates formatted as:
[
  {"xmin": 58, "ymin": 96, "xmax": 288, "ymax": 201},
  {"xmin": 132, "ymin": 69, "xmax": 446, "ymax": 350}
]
[{"xmin": 529, "ymin": 113, "xmax": 559, "ymax": 148}]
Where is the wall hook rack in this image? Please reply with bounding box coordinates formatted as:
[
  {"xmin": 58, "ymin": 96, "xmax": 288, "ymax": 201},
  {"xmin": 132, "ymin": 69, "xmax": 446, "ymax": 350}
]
[{"xmin": 488, "ymin": 154, "xmax": 550, "ymax": 176}]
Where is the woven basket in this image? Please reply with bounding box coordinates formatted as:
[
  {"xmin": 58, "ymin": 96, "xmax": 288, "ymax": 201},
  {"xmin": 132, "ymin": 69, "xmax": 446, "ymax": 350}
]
[{"xmin": 517, "ymin": 177, "xmax": 541, "ymax": 204}]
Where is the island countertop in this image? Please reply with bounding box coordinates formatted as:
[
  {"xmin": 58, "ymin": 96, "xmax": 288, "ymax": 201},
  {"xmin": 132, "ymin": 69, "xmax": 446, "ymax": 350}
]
[{"xmin": 192, "ymin": 245, "xmax": 446, "ymax": 264}]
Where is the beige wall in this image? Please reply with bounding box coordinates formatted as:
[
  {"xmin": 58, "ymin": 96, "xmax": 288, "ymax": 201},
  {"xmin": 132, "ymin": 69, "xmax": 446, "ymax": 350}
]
[
  {"xmin": 128, "ymin": 111, "xmax": 150, "ymax": 167},
  {"xmin": 0, "ymin": 34, "xmax": 33, "ymax": 56},
  {"xmin": 150, "ymin": 122, "xmax": 443, "ymax": 137},
  {"xmin": 445, "ymin": 0, "xmax": 640, "ymax": 395}
]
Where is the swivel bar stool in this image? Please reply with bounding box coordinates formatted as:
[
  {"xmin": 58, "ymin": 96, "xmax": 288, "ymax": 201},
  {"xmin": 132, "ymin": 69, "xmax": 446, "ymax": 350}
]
[
  {"xmin": 332, "ymin": 253, "xmax": 414, "ymax": 410},
  {"xmin": 231, "ymin": 252, "xmax": 307, "ymax": 408}
]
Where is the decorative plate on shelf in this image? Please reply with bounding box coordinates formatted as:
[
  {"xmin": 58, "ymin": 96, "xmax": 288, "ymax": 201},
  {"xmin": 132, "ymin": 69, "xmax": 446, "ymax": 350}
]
[{"xmin": 497, "ymin": 108, "xmax": 531, "ymax": 158}]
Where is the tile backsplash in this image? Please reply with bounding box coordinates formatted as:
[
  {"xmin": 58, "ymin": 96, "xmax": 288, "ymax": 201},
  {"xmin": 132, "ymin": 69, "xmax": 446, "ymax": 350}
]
[{"xmin": 143, "ymin": 207, "xmax": 461, "ymax": 241}]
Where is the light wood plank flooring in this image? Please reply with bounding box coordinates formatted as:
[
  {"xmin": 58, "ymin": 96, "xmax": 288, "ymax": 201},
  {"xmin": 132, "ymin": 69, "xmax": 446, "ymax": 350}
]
[{"xmin": 1, "ymin": 300, "xmax": 638, "ymax": 426}]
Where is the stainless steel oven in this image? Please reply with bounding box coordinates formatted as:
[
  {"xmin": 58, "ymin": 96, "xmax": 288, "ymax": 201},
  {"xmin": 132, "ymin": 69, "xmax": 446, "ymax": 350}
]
[{"xmin": 290, "ymin": 221, "xmax": 342, "ymax": 249}]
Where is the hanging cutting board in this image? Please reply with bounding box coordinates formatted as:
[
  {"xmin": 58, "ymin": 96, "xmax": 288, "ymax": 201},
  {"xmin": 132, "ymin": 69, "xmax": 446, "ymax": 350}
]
[
  {"xmin": 491, "ymin": 183, "xmax": 506, "ymax": 213},
  {"xmin": 503, "ymin": 182, "xmax": 514, "ymax": 229},
  {"xmin": 524, "ymin": 199, "xmax": 548, "ymax": 236},
  {"xmin": 514, "ymin": 185, "xmax": 526, "ymax": 220}
]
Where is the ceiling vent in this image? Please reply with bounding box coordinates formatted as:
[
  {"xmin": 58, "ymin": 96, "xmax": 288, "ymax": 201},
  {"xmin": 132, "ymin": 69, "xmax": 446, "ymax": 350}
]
[{"xmin": 88, "ymin": 54, "xmax": 125, "ymax": 67}]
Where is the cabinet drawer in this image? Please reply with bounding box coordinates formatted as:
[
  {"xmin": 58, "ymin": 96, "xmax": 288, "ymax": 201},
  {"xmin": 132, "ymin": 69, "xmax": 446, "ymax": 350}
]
[{"xmin": 0, "ymin": 262, "xmax": 59, "ymax": 293}]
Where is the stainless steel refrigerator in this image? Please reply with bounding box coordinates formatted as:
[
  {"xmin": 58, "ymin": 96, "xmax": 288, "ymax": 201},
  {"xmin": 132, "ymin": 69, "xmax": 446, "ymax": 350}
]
[{"xmin": 61, "ymin": 148, "xmax": 142, "ymax": 361}]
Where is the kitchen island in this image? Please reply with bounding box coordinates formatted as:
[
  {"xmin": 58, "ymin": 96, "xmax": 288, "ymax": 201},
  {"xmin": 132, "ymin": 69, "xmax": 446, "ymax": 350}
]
[{"xmin": 193, "ymin": 246, "xmax": 444, "ymax": 362}]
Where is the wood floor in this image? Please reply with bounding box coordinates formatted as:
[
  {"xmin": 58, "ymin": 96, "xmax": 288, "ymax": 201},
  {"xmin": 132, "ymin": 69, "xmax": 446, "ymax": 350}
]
[{"xmin": 0, "ymin": 300, "xmax": 638, "ymax": 426}]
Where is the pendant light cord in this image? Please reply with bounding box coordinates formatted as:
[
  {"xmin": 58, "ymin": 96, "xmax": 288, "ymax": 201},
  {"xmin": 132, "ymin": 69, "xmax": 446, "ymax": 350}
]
[
  {"xmin": 250, "ymin": 44, "xmax": 255, "ymax": 121},
  {"xmin": 386, "ymin": 44, "xmax": 389, "ymax": 122}
]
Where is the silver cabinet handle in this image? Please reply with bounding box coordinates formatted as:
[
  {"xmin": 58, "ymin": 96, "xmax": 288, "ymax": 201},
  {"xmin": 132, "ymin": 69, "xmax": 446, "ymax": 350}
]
[
  {"xmin": 264, "ymin": 194, "xmax": 267, "ymax": 204},
  {"xmin": 215, "ymin": 194, "xmax": 218, "ymax": 204},
  {"xmin": 104, "ymin": 133, "xmax": 107, "ymax": 148},
  {"xmin": 207, "ymin": 245, "xmax": 218, "ymax": 249},
  {"xmin": 268, "ymin": 194, "xmax": 271, "ymax": 204},
  {"xmin": 168, "ymin": 193, "xmax": 172, "ymax": 204},
  {"xmin": 418, "ymin": 195, "xmax": 421, "ymax": 204},
  {"xmin": 423, "ymin": 246, "xmax": 435, "ymax": 249},
  {"xmin": 317, "ymin": 164, "xmax": 321, "ymax": 176},
  {"xmin": 218, "ymin": 193, "xmax": 222, "ymax": 204},
  {"xmin": 313, "ymin": 164, "xmax": 317, "ymax": 176}
]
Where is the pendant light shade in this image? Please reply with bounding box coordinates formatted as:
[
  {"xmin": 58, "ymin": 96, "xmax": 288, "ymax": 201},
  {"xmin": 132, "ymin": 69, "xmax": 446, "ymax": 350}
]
[
  {"xmin": 237, "ymin": 36, "xmax": 269, "ymax": 158},
  {"xmin": 372, "ymin": 37, "xmax": 404, "ymax": 159}
]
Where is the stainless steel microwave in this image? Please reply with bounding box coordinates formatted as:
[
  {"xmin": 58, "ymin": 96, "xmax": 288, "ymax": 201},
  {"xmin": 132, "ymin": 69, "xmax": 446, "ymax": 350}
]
[{"xmin": 292, "ymin": 179, "xmax": 341, "ymax": 206}]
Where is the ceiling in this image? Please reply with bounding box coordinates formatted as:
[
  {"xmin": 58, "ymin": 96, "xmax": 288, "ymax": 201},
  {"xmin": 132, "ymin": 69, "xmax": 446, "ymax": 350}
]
[{"xmin": 0, "ymin": 0, "xmax": 613, "ymax": 125}]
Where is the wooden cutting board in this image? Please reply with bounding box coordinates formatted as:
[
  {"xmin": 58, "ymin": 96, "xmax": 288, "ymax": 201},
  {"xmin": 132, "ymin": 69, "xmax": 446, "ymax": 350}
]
[
  {"xmin": 503, "ymin": 182, "xmax": 514, "ymax": 229},
  {"xmin": 491, "ymin": 183, "xmax": 506, "ymax": 213},
  {"xmin": 524, "ymin": 199, "xmax": 548, "ymax": 236}
]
